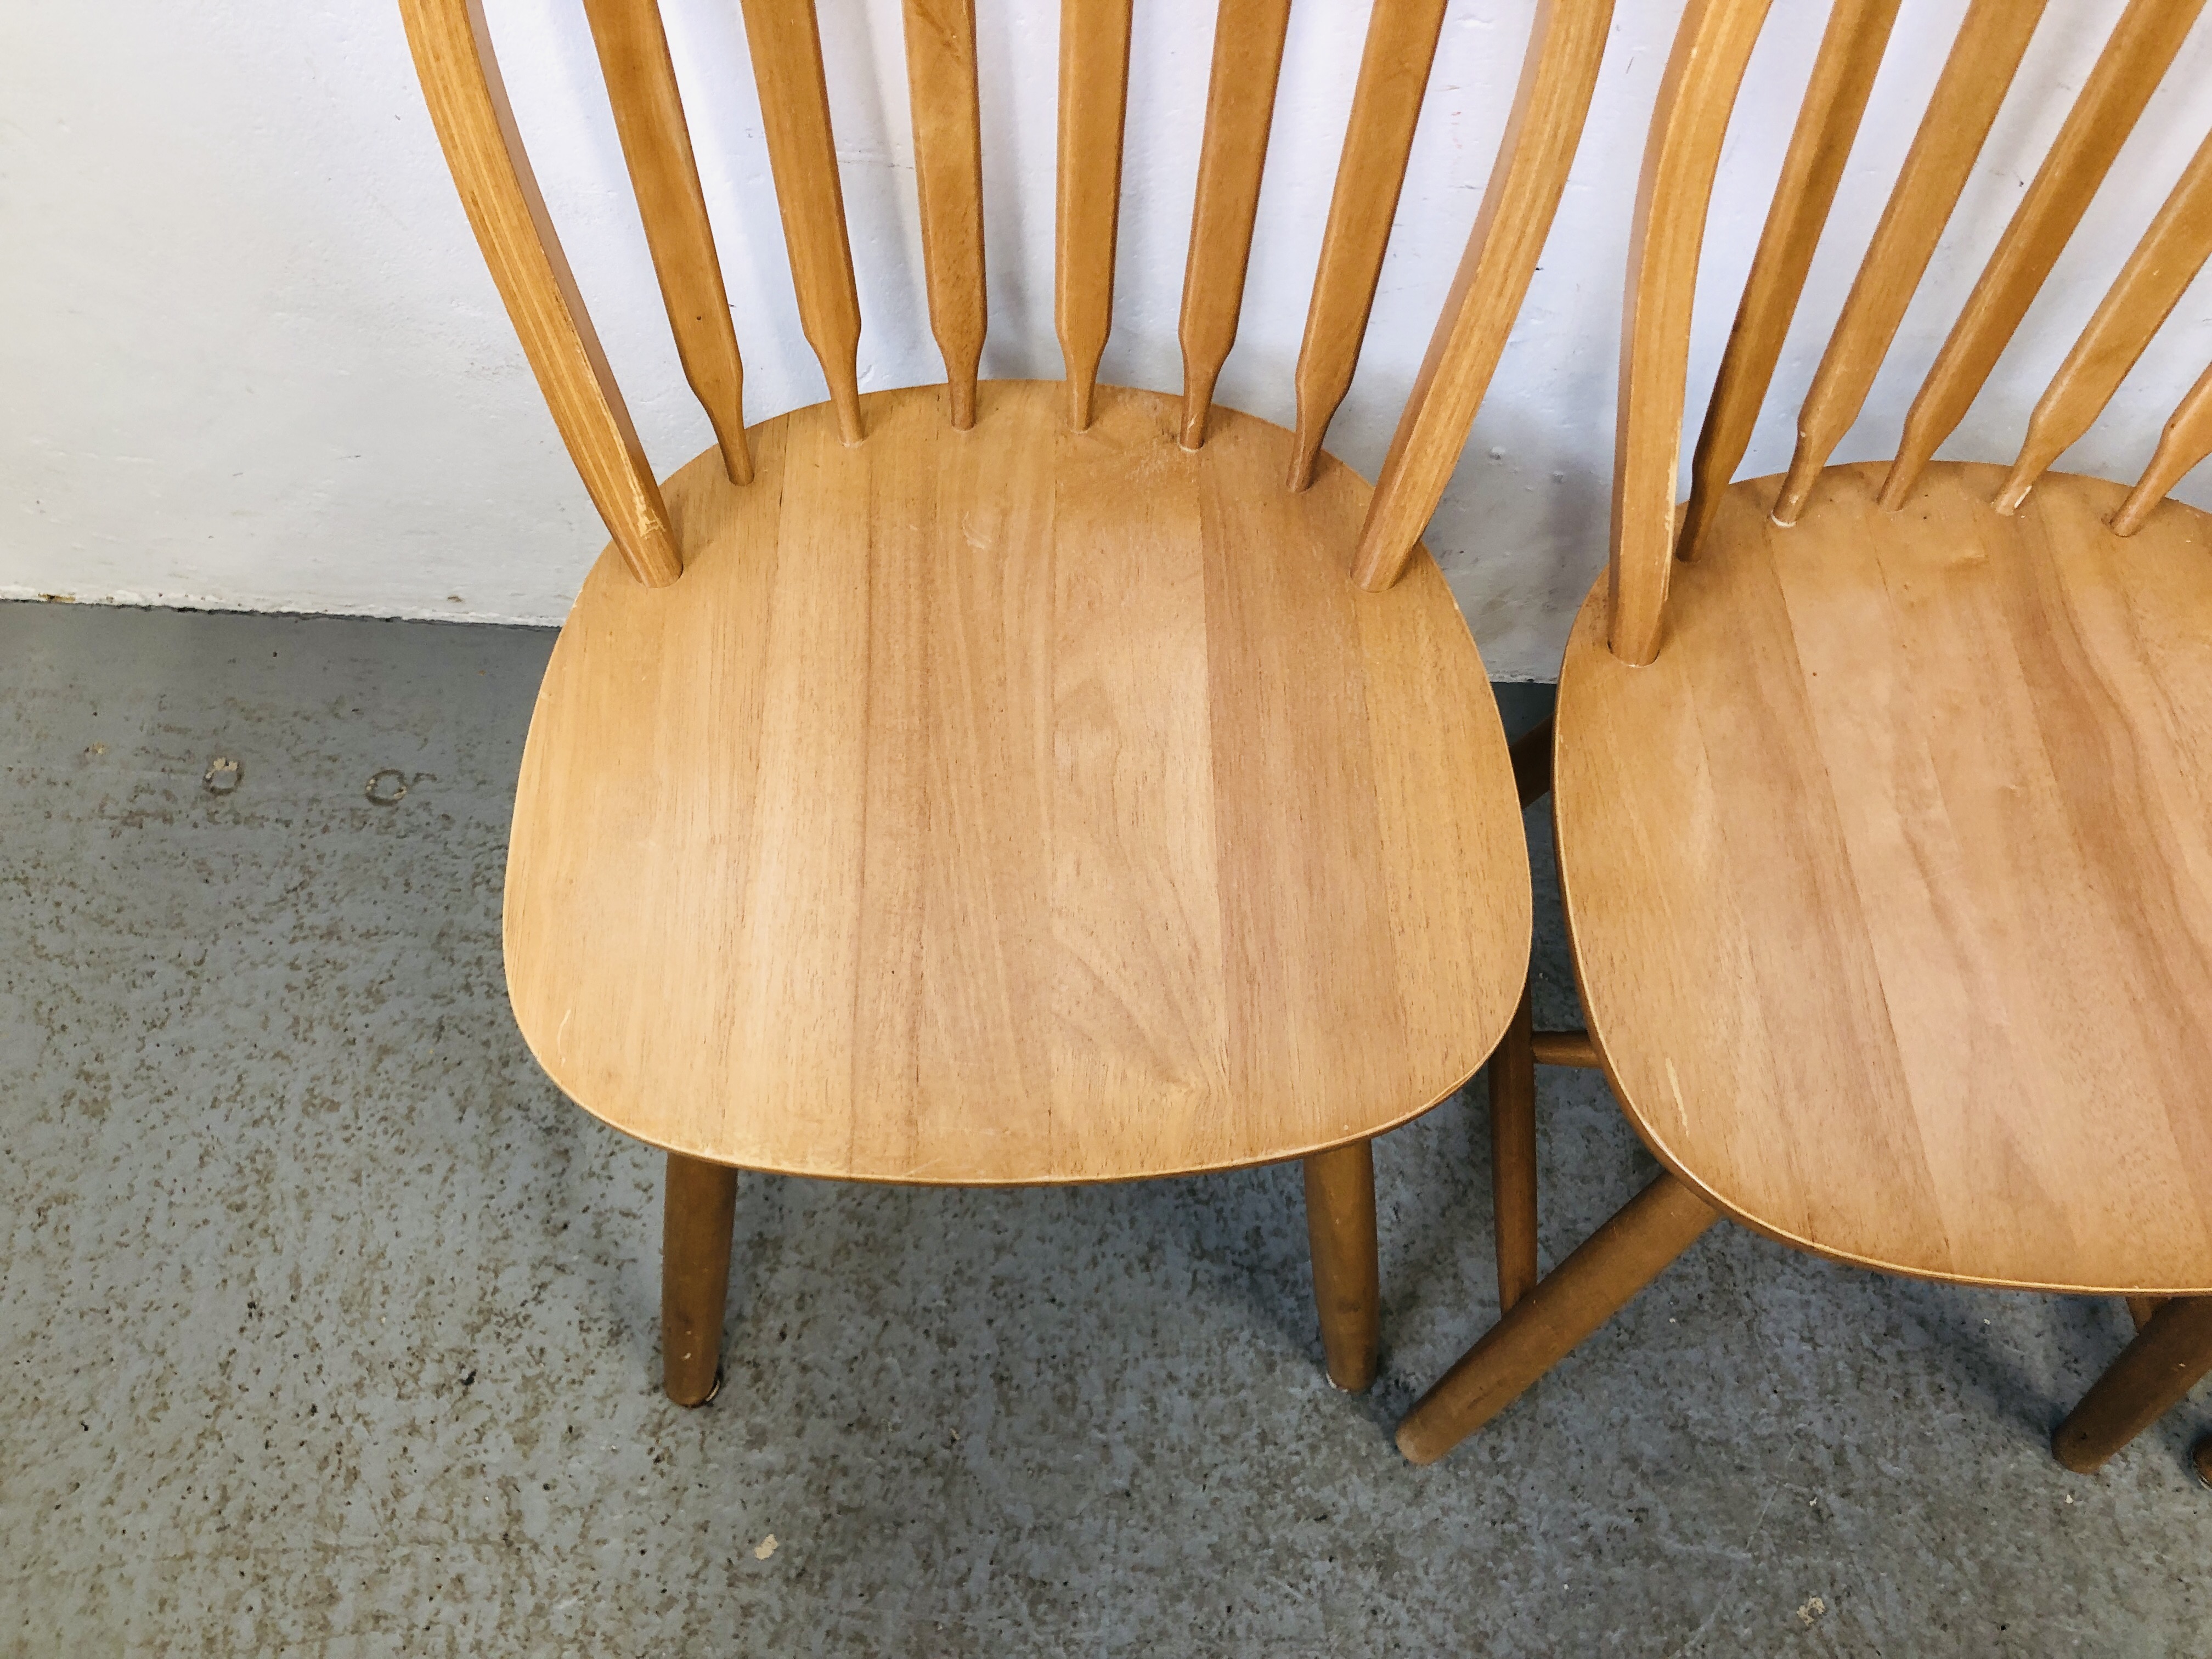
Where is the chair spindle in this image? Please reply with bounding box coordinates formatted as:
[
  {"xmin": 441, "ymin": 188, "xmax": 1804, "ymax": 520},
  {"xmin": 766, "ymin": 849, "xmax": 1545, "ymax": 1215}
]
[
  {"xmin": 399, "ymin": 0, "xmax": 680, "ymax": 587},
  {"xmin": 1996, "ymin": 128, "xmax": 2212, "ymax": 514},
  {"xmin": 1057, "ymin": 0, "xmax": 1135, "ymax": 432},
  {"xmin": 1678, "ymin": 0, "xmax": 1901, "ymax": 561},
  {"xmin": 739, "ymin": 0, "xmax": 866, "ymax": 444},
  {"xmin": 1178, "ymin": 0, "xmax": 1294, "ymax": 452},
  {"xmin": 1286, "ymin": 0, "xmax": 1448, "ymax": 492},
  {"xmin": 1773, "ymin": 0, "xmax": 2049, "ymax": 527},
  {"xmin": 901, "ymin": 0, "xmax": 988, "ymax": 430},
  {"xmin": 1605, "ymin": 0, "xmax": 1773, "ymax": 663},
  {"xmin": 1881, "ymin": 0, "xmax": 2207, "ymax": 511},
  {"xmin": 2115, "ymin": 361, "xmax": 2212, "ymax": 535},
  {"xmin": 1351, "ymin": 0, "xmax": 1615, "ymax": 593},
  {"xmin": 583, "ymin": 0, "xmax": 754, "ymax": 486}
]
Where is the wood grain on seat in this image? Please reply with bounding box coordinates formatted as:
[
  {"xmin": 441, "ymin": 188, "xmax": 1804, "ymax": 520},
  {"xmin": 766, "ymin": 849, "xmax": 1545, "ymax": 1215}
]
[
  {"xmin": 1556, "ymin": 461, "xmax": 2212, "ymax": 1294},
  {"xmin": 505, "ymin": 381, "xmax": 1529, "ymax": 1186}
]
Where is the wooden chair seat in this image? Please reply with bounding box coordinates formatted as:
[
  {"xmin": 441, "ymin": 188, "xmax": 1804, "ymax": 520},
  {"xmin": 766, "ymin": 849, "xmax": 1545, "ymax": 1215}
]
[
  {"xmin": 1555, "ymin": 460, "xmax": 2212, "ymax": 1295},
  {"xmin": 504, "ymin": 380, "xmax": 1530, "ymax": 1186}
]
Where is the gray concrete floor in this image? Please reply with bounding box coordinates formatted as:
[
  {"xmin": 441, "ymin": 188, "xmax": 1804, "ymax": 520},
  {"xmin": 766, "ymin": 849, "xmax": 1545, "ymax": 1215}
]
[{"xmin": 1, "ymin": 599, "xmax": 2206, "ymax": 1656}]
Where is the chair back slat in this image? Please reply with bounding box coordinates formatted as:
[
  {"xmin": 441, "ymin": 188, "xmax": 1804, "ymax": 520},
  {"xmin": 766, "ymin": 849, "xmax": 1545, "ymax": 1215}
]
[
  {"xmin": 1351, "ymin": 0, "xmax": 1615, "ymax": 592},
  {"xmin": 1177, "ymin": 0, "xmax": 1295, "ymax": 451},
  {"xmin": 399, "ymin": 0, "xmax": 680, "ymax": 586},
  {"xmin": 1772, "ymin": 0, "xmax": 2048, "ymax": 527},
  {"xmin": 739, "ymin": 0, "xmax": 866, "ymax": 444},
  {"xmin": 1677, "ymin": 0, "xmax": 1901, "ymax": 562},
  {"xmin": 901, "ymin": 0, "xmax": 987, "ymax": 430},
  {"xmin": 583, "ymin": 0, "xmax": 753, "ymax": 485},
  {"xmin": 1056, "ymin": 0, "xmax": 1135, "ymax": 431},
  {"xmin": 1288, "ymin": 0, "xmax": 1448, "ymax": 491},
  {"xmin": 1880, "ymin": 0, "xmax": 2205, "ymax": 509},
  {"xmin": 1606, "ymin": 0, "xmax": 1773, "ymax": 665},
  {"xmin": 1996, "ymin": 128, "xmax": 2212, "ymax": 515},
  {"xmin": 2116, "ymin": 363, "xmax": 2212, "ymax": 535}
]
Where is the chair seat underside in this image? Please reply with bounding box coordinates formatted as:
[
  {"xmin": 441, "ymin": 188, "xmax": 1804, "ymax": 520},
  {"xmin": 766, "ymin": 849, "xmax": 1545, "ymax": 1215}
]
[
  {"xmin": 504, "ymin": 380, "xmax": 1531, "ymax": 1184},
  {"xmin": 1557, "ymin": 461, "xmax": 2212, "ymax": 1294}
]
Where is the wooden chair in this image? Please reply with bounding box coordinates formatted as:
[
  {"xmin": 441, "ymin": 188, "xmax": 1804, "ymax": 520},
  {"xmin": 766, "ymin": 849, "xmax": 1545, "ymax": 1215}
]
[
  {"xmin": 397, "ymin": 0, "xmax": 1613, "ymax": 1404},
  {"xmin": 1396, "ymin": 0, "xmax": 2212, "ymax": 1475}
]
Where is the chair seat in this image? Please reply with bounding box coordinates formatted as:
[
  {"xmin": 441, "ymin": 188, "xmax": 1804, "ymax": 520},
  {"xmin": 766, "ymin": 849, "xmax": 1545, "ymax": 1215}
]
[
  {"xmin": 504, "ymin": 380, "xmax": 1529, "ymax": 1184},
  {"xmin": 1556, "ymin": 461, "xmax": 2212, "ymax": 1294}
]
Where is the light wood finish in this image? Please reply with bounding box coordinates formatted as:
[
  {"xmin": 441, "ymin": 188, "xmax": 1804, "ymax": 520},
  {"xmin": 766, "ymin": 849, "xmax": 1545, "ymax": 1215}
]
[
  {"xmin": 1304, "ymin": 1140, "xmax": 1381, "ymax": 1391},
  {"xmin": 901, "ymin": 0, "xmax": 987, "ymax": 431},
  {"xmin": 2127, "ymin": 1296, "xmax": 2169, "ymax": 1332},
  {"xmin": 1882, "ymin": 0, "xmax": 2205, "ymax": 510},
  {"xmin": 1996, "ymin": 130, "xmax": 2212, "ymax": 515},
  {"xmin": 2052, "ymin": 1296, "xmax": 2212, "ymax": 1472},
  {"xmin": 1558, "ymin": 464, "xmax": 2212, "ymax": 1293},
  {"xmin": 1352, "ymin": 0, "xmax": 1615, "ymax": 593},
  {"xmin": 738, "ymin": 0, "xmax": 864, "ymax": 444},
  {"xmin": 662, "ymin": 1152, "xmax": 738, "ymax": 1406},
  {"xmin": 1508, "ymin": 714, "xmax": 1553, "ymax": 809},
  {"xmin": 1773, "ymin": 0, "xmax": 2050, "ymax": 527},
  {"xmin": 1678, "ymin": 0, "xmax": 1900, "ymax": 562},
  {"xmin": 583, "ymin": 0, "xmax": 753, "ymax": 487},
  {"xmin": 1178, "ymin": 0, "xmax": 1294, "ymax": 452},
  {"xmin": 1604, "ymin": 0, "xmax": 1773, "ymax": 664},
  {"xmin": 504, "ymin": 382, "xmax": 1531, "ymax": 1184},
  {"xmin": 398, "ymin": 0, "xmax": 680, "ymax": 588},
  {"xmin": 1286, "ymin": 0, "xmax": 1449, "ymax": 490},
  {"xmin": 1056, "ymin": 0, "xmax": 1134, "ymax": 432},
  {"xmin": 1490, "ymin": 983, "xmax": 1538, "ymax": 1314},
  {"xmin": 1396, "ymin": 1172, "xmax": 1719, "ymax": 1464},
  {"xmin": 1530, "ymin": 1030, "xmax": 1598, "ymax": 1069},
  {"xmin": 2116, "ymin": 363, "xmax": 2212, "ymax": 537}
]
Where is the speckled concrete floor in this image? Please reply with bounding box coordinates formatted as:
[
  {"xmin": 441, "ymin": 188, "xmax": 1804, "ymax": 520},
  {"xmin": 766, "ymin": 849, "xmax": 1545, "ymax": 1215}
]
[{"xmin": 2, "ymin": 599, "xmax": 2207, "ymax": 1656}]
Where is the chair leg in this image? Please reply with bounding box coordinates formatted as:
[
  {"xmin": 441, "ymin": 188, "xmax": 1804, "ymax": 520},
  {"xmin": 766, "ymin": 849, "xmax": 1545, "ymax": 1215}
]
[
  {"xmin": 2052, "ymin": 1295, "xmax": 2212, "ymax": 1474},
  {"xmin": 1490, "ymin": 981, "xmax": 1538, "ymax": 1314},
  {"xmin": 2126, "ymin": 1296, "xmax": 2168, "ymax": 1331},
  {"xmin": 1396, "ymin": 1170, "xmax": 1719, "ymax": 1465},
  {"xmin": 662, "ymin": 1151, "xmax": 738, "ymax": 1407},
  {"xmin": 1304, "ymin": 1139, "xmax": 1380, "ymax": 1392}
]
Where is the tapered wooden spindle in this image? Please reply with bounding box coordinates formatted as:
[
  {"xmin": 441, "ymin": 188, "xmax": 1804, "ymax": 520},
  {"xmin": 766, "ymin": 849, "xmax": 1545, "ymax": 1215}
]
[
  {"xmin": 1677, "ymin": 0, "xmax": 1901, "ymax": 561},
  {"xmin": 1605, "ymin": 0, "xmax": 1774, "ymax": 664},
  {"xmin": 1881, "ymin": 0, "xmax": 2207, "ymax": 511},
  {"xmin": 902, "ymin": 0, "xmax": 987, "ymax": 430},
  {"xmin": 398, "ymin": 0, "xmax": 680, "ymax": 587},
  {"xmin": 2114, "ymin": 361, "xmax": 2212, "ymax": 535},
  {"xmin": 1773, "ymin": 0, "xmax": 2049, "ymax": 526},
  {"xmin": 1178, "ymin": 0, "xmax": 1294, "ymax": 451},
  {"xmin": 1994, "ymin": 128, "xmax": 2212, "ymax": 514},
  {"xmin": 739, "ymin": 0, "xmax": 865, "ymax": 444},
  {"xmin": 1057, "ymin": 0, "xmax": 1135, "ymax": 432},
  {"xmin": 583, "ymin": 0, "xmax": 753, "ymax": 486},
  {"xmin": 1350, "ymin": 0, "xmax": 1615, "ymax": 592},
  {"xmin": 1285, "ymin": 0, "xmax": 1448, "ymax": 489}
]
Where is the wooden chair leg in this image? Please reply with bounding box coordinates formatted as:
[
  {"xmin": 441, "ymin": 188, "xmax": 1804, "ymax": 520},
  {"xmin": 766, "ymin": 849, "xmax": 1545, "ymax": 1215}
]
[
  {"xmin": 2052, "ymin": 1295, "xmax": 2212, "ymax": 1474},
  {"xmin": 1396, "ymin": 1170, "xmax": 1719, "ymax": 1465},
  {"xmin": 2126, "ymin": 1295, "xmax": 2168, "ymax": 1331},
  {"xmin": 1304, "ymin": 1139, "xmax": 1380, "ymax": 1392},
  {"xmin": 1490, "ymin": 980, "xmax": 1538, "ymax": 1314},
  {"xmin": 662, "ymin": 1151, "xmax": 738, "ymax": 1407}
]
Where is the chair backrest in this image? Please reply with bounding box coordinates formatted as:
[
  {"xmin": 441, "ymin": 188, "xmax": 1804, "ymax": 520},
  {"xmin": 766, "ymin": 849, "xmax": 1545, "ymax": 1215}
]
[
  {"xmin": 1611, "ymin": 0, "xmax": 2212, "ymax": 667},
  {"xmin": 397, "ymin": 0, "xmax": 1614, "ymax": 593}
]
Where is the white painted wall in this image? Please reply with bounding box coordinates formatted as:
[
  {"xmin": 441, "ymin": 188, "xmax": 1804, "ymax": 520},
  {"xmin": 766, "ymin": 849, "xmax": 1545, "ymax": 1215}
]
[{"xmin": 7, "ymin": 0, "xmax": 2212, "ymax": 679}]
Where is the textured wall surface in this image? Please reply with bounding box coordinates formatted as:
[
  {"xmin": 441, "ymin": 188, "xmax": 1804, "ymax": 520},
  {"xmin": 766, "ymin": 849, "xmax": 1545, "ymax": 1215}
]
[{"xmin": 7, "ymin": 0, "xmax": 2212, "ymax": 676}]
